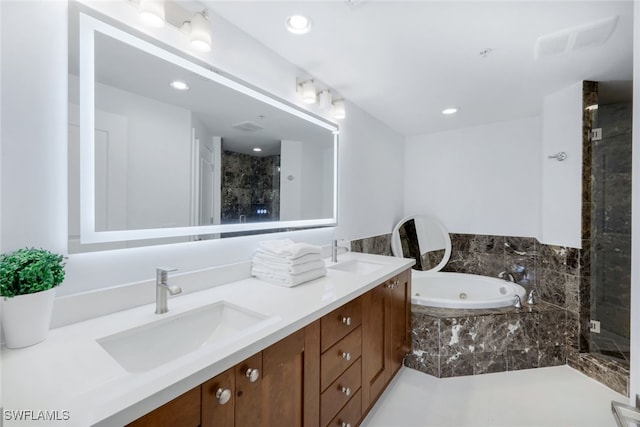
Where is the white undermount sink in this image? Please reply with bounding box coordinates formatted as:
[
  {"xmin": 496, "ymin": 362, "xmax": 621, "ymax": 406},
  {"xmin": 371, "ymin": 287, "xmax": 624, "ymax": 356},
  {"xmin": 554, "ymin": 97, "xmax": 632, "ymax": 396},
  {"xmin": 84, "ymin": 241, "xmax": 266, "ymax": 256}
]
[
  {"xmin": 98, "ymin": 301, "xmax": 276, "ymax": 373},
  {"xmin": 328, "ymin": 259, "xmax": 385, "ymax": 275}
]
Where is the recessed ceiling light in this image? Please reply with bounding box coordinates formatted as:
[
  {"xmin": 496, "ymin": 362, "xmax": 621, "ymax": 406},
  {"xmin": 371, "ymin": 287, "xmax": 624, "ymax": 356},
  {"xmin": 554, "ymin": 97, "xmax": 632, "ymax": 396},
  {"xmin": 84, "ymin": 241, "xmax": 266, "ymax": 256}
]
[
  {"xmin": 442, "ymin": 108, "xmax": 458, "ymax": 115},
  {"xmin": 286, "ymin": 15, "xmax": 312, "ymax": 34},
  {"xmin": 253, "ymin": 147, "xmax": 262, "ymax": 152},
  {"xmin": 170, "ymin": 81, "xmax": 189, "ymax": 91}
]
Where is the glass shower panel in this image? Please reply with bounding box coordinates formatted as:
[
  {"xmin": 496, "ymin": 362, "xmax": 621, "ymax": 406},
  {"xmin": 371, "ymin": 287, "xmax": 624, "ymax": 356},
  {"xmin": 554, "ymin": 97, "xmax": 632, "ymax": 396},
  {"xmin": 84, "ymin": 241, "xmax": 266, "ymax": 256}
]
[{"xmin": 590, "ymin": 99, "xmax": 633, "ymax": 365}]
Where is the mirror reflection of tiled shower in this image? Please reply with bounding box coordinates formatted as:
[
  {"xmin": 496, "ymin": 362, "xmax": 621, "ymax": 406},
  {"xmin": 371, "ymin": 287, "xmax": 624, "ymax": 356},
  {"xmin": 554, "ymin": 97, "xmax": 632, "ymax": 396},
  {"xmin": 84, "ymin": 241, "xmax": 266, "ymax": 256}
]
[{"xmin": 589, "ymin": 82, "xmax": 633, "ymax": 366}]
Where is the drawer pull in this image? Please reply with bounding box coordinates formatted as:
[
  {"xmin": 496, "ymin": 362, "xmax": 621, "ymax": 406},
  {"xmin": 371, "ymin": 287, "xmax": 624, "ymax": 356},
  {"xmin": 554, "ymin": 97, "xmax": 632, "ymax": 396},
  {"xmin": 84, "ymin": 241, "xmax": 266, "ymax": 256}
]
[
  {"xmin": 340, "ymin": 386, "xmax": 351, "ymax": 396},
  {"xmin": 341, "ymin": 352, "xmax": 351, "ymax": 361},
  {"xmin": 341, "ymin": 423, "xmax": 352, "ymax": 427},
  {"xmin": 245, "ymin": 368, "xmax": 260, "ymax": 383},
  {"xmin": 341, "ymin": 316, "xmax": 352, "ymax": 326},
  {"xmin": 215, "ymin": 388, "xmax": 232, "ymax": 405}
]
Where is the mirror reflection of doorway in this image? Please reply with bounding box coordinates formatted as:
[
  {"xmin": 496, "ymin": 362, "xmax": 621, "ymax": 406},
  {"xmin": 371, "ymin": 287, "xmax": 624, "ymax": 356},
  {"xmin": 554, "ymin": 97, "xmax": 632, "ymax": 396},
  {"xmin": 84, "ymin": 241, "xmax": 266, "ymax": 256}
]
[{"xmin": 192, "ymin": 134, "xmax": 221, "ymax": 241}]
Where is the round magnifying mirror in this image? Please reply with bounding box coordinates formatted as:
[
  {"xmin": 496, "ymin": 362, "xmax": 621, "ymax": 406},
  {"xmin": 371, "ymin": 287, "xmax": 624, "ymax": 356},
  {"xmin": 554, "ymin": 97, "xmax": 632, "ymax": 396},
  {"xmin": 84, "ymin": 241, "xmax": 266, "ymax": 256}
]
[{"xmin": 391, "ymin": 215, "xmax": 452, "ymax": 272}]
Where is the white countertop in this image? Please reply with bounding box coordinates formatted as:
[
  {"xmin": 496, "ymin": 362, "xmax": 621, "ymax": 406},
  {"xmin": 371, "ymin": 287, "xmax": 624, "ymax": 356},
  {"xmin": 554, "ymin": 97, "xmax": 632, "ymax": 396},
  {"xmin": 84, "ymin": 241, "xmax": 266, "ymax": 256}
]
[{"xmin": 1, "ymin": 252, "xmax": 413, "ymax": 427}]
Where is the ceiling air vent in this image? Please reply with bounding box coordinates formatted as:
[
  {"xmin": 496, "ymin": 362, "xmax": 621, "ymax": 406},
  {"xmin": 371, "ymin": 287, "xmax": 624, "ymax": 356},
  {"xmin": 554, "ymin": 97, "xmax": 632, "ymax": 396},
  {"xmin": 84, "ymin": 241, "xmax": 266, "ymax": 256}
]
[
  {"xmin": 534, "ymin": 15, "xmax": 618, "ymax": 60},
  {"xmin": 232, "ymin": 121, "xmax": 265, "ymax": 132}
]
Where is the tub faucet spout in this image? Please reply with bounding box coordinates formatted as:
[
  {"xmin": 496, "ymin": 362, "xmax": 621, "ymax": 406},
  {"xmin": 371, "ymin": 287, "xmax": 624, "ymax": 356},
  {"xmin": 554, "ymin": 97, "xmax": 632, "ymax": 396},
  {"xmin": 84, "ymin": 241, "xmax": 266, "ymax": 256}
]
[{"xmin": 498, "ymin": 271, "xmax": 516, "ymax": 282}]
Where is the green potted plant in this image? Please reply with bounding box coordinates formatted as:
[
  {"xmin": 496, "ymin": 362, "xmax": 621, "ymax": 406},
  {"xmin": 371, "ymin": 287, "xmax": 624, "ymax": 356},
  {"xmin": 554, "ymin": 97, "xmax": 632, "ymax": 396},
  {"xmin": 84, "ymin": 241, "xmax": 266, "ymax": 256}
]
[{"xmin": 0, "ymin": 247, "xmax": 65, "ymax": 348}]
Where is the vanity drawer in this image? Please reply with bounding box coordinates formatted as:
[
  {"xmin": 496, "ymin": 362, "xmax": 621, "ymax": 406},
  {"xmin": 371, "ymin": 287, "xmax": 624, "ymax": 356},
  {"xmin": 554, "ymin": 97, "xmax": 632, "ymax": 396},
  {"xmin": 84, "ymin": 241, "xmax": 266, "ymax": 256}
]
[
  {"xmin": 321, "ymin": 297, "xmax": 362, "ymax": 353},
  {"xmin": 321, "ymin": 327, "xmax": 362, "ymax": 391},
  {"xmin": 326, "ymin": 389, "xmax": 361, "ymax": 427},
  {"xmin": 320, "ymin": 357, "xmax": 362, "ymax": 427}
]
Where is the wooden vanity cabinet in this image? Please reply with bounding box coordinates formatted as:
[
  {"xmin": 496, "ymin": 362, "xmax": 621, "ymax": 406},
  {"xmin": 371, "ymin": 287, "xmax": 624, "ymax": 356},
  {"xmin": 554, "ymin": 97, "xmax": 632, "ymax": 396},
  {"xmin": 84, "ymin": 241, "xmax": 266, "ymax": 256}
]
[
  {"xmin": 127, "ymin": 386, "xmax": 201, "ymax": 427},
  {"xmin": 319, "ymin": 297, "xmax": 363, "ymax": 427},
  {"xmin": 362, "ymin": 269, "xmax": 411, "ymax": 410},
  {"xmin": 202, "ymin": 329, "xmax": 315, "ymax": 427},
  {"xmin": 130, "ymin": 268, "xmax": 410, "ymax": 427}
]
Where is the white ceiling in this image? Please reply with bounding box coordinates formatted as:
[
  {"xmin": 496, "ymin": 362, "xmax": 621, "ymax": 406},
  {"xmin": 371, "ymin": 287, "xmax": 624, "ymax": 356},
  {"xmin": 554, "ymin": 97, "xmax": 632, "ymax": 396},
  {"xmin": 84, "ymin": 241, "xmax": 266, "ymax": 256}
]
[{"xmin": 208, "ymin": 1, "xmax": 634, "ymax": 137}]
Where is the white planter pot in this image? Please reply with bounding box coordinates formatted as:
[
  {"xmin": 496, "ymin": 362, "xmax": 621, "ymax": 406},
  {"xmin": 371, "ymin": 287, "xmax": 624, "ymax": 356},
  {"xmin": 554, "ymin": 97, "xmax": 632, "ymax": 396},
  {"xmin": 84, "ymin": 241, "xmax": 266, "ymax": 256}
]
[{"xmin": 2, "ymin": 288, "xmax": 56, "ymax": 348}]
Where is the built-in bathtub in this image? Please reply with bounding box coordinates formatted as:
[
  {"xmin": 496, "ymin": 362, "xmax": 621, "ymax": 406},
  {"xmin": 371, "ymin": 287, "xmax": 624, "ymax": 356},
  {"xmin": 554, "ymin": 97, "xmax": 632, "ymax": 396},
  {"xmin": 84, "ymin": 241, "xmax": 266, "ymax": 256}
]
[
  {"xmin": 411, "ymin": 271, "xmax": 526, "ymax": 309},
  {"xmin": 406, "ymin": 272, "xmax": 568, "ymax": 378}
]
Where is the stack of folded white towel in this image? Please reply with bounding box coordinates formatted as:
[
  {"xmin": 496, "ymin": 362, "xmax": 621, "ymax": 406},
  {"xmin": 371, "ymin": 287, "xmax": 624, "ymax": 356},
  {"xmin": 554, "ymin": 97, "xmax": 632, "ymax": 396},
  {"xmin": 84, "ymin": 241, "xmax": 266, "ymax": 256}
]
[{"xmin": 251, "ymin": 239, "xmax": 326, "ymax": 287}]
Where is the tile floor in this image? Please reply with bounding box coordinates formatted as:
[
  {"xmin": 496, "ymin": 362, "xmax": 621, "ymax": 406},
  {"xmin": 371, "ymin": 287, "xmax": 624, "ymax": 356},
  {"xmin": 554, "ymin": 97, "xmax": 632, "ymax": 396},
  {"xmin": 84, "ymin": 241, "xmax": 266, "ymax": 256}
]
[{"xmin": 361, "ymin": 366, "xmax": 627, "ymax": 427}]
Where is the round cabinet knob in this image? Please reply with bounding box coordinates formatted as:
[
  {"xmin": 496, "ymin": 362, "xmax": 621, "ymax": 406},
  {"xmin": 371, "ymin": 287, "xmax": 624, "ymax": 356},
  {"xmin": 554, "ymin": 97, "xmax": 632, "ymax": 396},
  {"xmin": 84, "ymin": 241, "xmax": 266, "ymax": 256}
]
[
  {"xmin": 341, "ymin": 422, "xmax": 352, "ymax": 427},
  {"xmin": 341, "ymin": 316, "xmax": 352, "ymax": 326},
  {"xmin": 341, "ymin": 386, "xmax": 351, "ymax": 396},
  {"xmin": 215, "ymin": 388, "xmax": 232, "ymax": 405},
  {"xmin": 341, "ymin": 352, "xmax": 351, "ymax": 361},
  {"xmin": 245, "ymin": 368, "xmax": 260, "ymax": 383}
]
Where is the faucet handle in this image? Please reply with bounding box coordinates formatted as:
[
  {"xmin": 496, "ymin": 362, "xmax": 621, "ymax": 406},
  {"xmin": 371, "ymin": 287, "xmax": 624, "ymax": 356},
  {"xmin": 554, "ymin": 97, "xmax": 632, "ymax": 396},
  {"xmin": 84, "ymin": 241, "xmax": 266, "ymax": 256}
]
[{"xmin": 156, "ymin": 267, "xmax": 178, "ymax": 282}]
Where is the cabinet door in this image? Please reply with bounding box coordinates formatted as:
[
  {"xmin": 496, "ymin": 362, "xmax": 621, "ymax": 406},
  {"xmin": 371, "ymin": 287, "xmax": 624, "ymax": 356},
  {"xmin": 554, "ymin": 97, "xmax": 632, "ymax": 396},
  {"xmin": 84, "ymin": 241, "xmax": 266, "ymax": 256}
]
[
  {"xmin": 127, "ymin": 386, "xmax": 201, "ymax": 427},
  {"xmin": 389, "ymin": 269, "xmax": 411, "ymax": 375},
  {"xmin": 235, "ymin": 352, "xmax": 263, "ymax": 427},
  {"xmin": 261, "ymin": 329, "xmax": 306, "ymax": 426},
  {"xmin": 361, "ymin": 281, "xmax": 390, "ymax": 407},
  {"xmin": 201, "ymin": 368, "xmax": 235, "ymax": 427},
  {"xmin": 304, "ymin": 321, "xmax": 321, "ymax": 427}
]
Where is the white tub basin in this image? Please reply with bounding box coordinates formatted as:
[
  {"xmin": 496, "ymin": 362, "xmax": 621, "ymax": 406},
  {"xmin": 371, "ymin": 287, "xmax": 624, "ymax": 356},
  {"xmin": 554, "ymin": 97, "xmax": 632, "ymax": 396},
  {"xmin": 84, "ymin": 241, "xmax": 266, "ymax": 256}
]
[
  {"xmin": 328, "ymin": 259, "xmax": 385, "ymax": 275},
  {"xmin": 97, "ymin": 301, "xmax": 275, "ymax": 373}
]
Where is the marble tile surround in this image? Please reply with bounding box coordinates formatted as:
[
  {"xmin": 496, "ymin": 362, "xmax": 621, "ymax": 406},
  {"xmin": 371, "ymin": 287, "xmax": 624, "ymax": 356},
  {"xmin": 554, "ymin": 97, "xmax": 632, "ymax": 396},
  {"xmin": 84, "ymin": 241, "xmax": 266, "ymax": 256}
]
[
  {"xmin": 221, "ymin": 151, "xmax": 280, "ymax": 223},
  {"xmin": 351, "ymin": 230, "xmax": 629, "ymax": 394},
  {"xmin": 406, "ymin": 302, "xmax": 568, "ymax": 378}
]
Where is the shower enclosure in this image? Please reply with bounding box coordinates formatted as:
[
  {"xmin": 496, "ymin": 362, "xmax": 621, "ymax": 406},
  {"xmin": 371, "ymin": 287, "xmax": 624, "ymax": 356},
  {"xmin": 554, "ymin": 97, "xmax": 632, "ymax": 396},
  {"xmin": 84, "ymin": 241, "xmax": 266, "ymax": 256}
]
[{"xmin": 586, "ymin": 81, "xmax": 633, "ymax": 366}]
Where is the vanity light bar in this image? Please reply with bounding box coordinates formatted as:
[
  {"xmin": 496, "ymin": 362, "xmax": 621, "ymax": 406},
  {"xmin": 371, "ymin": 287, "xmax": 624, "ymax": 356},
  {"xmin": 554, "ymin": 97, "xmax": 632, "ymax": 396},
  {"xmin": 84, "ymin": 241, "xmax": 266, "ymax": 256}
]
[{"xmin": 135, "ymin": 0, "xmax": 212, "ymax": 53}]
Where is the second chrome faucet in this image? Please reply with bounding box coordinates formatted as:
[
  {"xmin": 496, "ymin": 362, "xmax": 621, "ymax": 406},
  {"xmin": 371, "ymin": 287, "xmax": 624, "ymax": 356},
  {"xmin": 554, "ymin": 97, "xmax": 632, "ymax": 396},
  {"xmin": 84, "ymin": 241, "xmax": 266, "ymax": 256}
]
[{"xmin": 155, "ymin": 267, "xmax": 182, "ymax": 314}]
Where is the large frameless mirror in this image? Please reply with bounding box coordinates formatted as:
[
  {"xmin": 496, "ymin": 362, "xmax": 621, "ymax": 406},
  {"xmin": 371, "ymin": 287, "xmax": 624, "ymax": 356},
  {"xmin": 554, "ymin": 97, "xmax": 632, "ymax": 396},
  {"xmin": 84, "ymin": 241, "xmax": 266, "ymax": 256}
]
[{"xmin": 68, "ymin": 11, "xmax": 338, "ymax": 252}]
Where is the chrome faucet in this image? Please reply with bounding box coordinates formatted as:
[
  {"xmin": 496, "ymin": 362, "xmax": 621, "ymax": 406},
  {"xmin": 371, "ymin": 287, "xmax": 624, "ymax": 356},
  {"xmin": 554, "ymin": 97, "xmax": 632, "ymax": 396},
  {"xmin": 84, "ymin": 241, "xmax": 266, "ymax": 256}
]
[
  {"xmin": 527, "ymin": 289, "xmax": 536, "ymax": 305},
  {"xmin": 514, "ymin": 294, "xmax": 523, "ymax": 309},
  {"xmin": 331, "ymin": 239, "xmax": 340, "ymax": 263},
  {"xmin": 498, "ymin": 271, "xmax": 516, "ymax": 282},
  {"xmin": 331, "ymin": 239, "xmax": 349, "ymax": 262},
  {"xmin": 155, "ymin": 268, "xmax": 181, "ymax": 314}
]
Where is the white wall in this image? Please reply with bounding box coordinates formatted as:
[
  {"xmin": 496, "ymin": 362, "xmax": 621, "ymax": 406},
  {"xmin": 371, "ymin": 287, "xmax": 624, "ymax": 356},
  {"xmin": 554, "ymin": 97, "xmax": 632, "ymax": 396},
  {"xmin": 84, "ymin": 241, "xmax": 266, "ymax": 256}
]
[
  {"xmin": 539, "ymin": 82, "xmax": 583, "ymax": 248},
  {"xmin": 0, "ymin": 1, "xmax": 405, "ymax": 296},
  {"xmin": 280, "ymin": 140, "xmax": 303, "ymax": 221},
  {"xmin": 404, "ymin": 117, "xmax": 541, "ymax": 238},
  {"xmin": 334, "ymin": 102, "xmax": 405, "ymax": 241},
  {"xmin": 629, "ymin": 0, "xmax": 639, "ymax": 405},
  {"xmin": 1, "ymin": 1, "xmax": 68, "ymax": 255},
  {"xmin": 95, "ymin": 81, "xmax": 192, "ymax": 230}
]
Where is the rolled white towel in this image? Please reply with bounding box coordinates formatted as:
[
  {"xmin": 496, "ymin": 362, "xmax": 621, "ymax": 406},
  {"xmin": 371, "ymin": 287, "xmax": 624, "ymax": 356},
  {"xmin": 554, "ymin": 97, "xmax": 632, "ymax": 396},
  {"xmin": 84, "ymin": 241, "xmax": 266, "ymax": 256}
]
[
  {"xmin": 252, "ymin": 257, "xmax": 325, "ymax": 275},
  {"xmin": 254, "ymin": 250, "xmax": 322, "ymax": 265},
  {"xmin": 258, "ymin": 239, "xmax": 322, "ymax": 259},
  {"xmin": 251, "ymin": 267, "xmax": 326, "ymax": 287}
]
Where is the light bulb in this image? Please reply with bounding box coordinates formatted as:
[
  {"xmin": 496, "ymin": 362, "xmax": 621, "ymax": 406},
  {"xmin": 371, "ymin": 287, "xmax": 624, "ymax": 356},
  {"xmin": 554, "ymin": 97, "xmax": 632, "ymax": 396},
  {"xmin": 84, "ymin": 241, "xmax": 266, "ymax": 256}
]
[
  {"xmin": 170, "ymin": 81, "xmax": 189, "ymax": 91},
  {"xmin": 190, "ymin": 11, "xmax": 211, "ymax": 52},
  {"xmin": 139, "ymin": 0, "xmax": 165, "ymax": 27},
  {"xmin": 286, "ymin": 15, "xmax": 312, "ymax": 34},
  {"xmin": 318, "ymin": 90, "xmax": 332, "ymax": 110},
  {"xmin": 300, "ymin": 81, "xmax": 316, "ymax": 104},
  {"xmin": 332, "ymin": 99, "xmax": 346, "ymax": 119}
]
